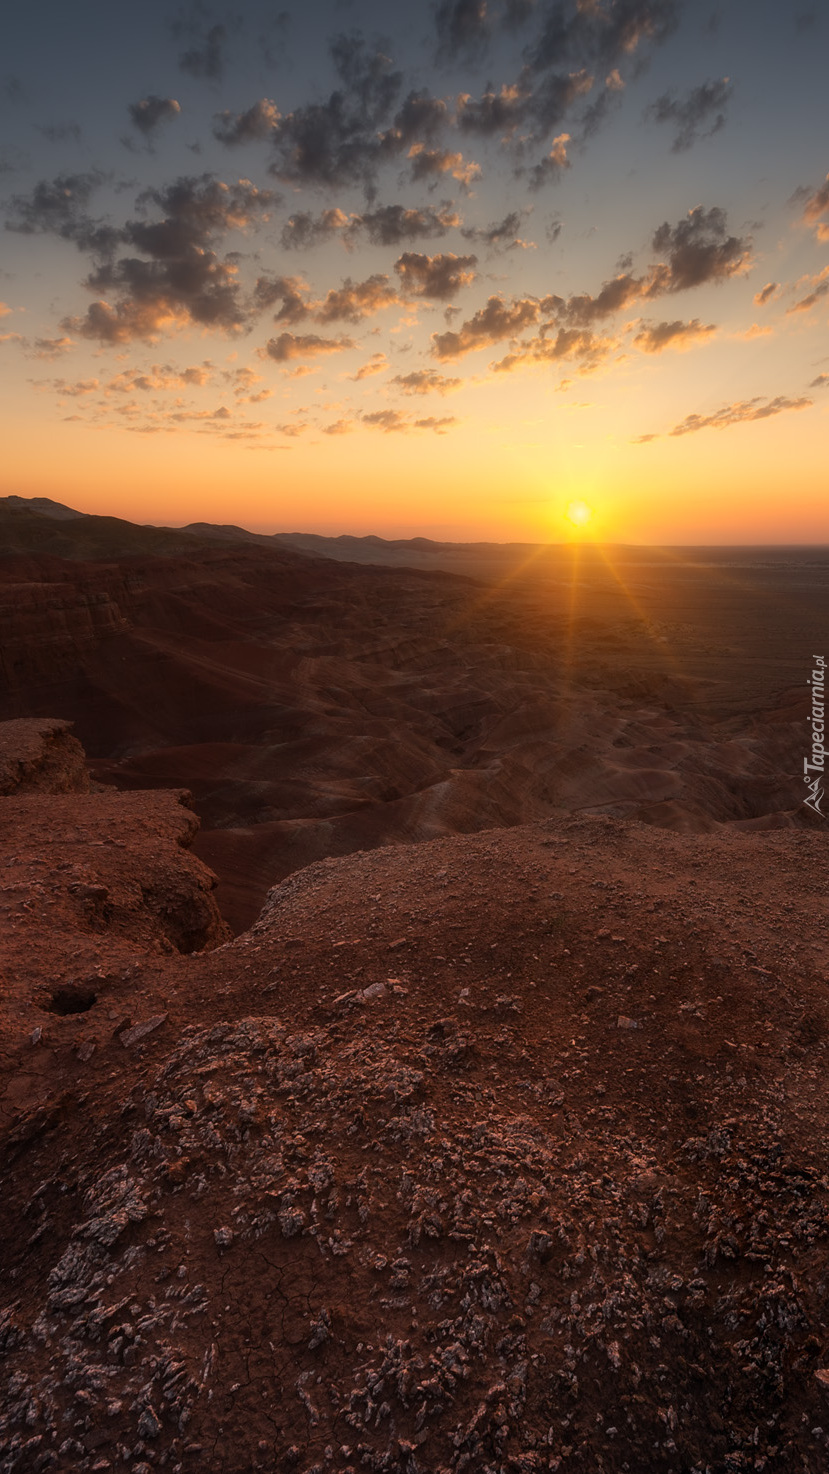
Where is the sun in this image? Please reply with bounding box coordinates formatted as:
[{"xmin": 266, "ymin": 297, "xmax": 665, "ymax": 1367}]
[{"xmin": 566, "ymin": 500, "xmax": 592, "ymax": 528}]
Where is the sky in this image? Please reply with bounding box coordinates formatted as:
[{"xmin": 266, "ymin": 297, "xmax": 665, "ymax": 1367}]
[{"xmin": 1, "ymin": 0, "xmax": 827, "ymax": 543}]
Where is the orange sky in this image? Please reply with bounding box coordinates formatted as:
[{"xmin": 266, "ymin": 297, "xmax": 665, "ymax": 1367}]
[{"xmin": 2, "ymin": 1, "xmax": 828, "ymax": 543}]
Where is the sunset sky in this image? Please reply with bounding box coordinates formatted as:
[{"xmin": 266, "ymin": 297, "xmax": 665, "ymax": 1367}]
[{"xmin": 1, "ymin": 0, "xmax": 827, "ymax": 542}]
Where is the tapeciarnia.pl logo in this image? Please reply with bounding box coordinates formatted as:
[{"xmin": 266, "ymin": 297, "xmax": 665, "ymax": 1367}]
[{"xmin": 804, "ymin": 654, "xmax": 826, "ymax": 817}]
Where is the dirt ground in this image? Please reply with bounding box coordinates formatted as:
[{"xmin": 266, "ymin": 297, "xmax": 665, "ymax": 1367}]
[{"xmin": 2, "ymin": 721, "xmax": 829, "ymax": 1472}]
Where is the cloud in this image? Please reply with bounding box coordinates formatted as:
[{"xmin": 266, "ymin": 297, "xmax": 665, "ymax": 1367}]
[
  {"xmin": 633, "ymin": 318, "xmax": 716, "ymax": 352},
  {"xmin": 213, "ymin": 98, "xmax": 280, "ymax": 146},
  {"xmin": 279, "ymin": 201, "xmax": 462, "ymax": 252},
  {"xmin": 129, "ymin": 97, "xmax": 181, "ymax": 137},
  {"xmin": 350, "ymin": 352, "xmax": 388, "ymax": 380},
  {"xmin": 253, "ymin": 274, "xmax": 310, "ymax": 323},
  {"xmin": 31, "ymin": 336, "xmax": 74, "ymax": 358},
  {"xmin": 528, "ymin": 132, "xmax": 572, "ymax": 188},
  {"xmin": 645, "ymin": 78, "xmax": 732, "ymax": 151},
  {"xmin": 394, "ymin": 251, "xmax": 477, "ymax": 300},
  {"xmin": 787, "ymin": 266, "xmax": 829, "ymax": 314},
  {"xmin": 323, "ymin": 418, "xmax": 355, "ymax": 434},
  {"xmin": 810, "ymin": 373, "xmax": 828, "ymax": 389},
  {"xmin": 646, "ymin": 205, "xmax": 752, "ymax": 293},
  {"xmin": 280, "ymin": 208, "xmax": 354, "ymax": 250},
  {"xmin": 668, "ymin": 395, "xmax": 812, "ymax": 437},
  {"xmin": 754, "ymin": 281, "xmax": 779, "ymax": 307},
  {"xmin": 456, "ymin": 0, "xmax": 678, "ymax": 171},
  {"xmin": 37, "ymin": 121, "xmax": 82, "ymax": 144},
  {"xmin": 359, "ymin": 202, "xmax": 461, "ymax": 245},
  {"xmin": 431, "ymin": 294, "xmax": 540, "ymax": 358},
  {"xmin": 314, "ymin": 274, "xmax": 401, "ymax": 323},
  {"xmin": 264, "ymin": 332, "xmax": 354, "ymax": 363},
  {"xmin": 0, "ymin": 302, "xmax": 10, "ymax": 318},
  {"xmin": 491, "ymin": 325, "xmax": 615, "ymax": 374},
  {"xmin": 556, "ymin": 272, "xmax": 642, "ymax": 326},
  {"xmin": 361, "ymin": 409, "xmax": 457, "ymax": 432},
  {"xmin": 435, "ymin": 0, "xmax": 490, "ymax": 59},
  {"xmin": 260, "ymin": 33, "xmax": 410, "ymax": 194},
  {"xmin": 5, "ymin": 171, "xmax": 105, "ymax": 242},
  {"xmin": 798, "ymin": 170, "xmax": 829, "ymax": 241},
  {"xmin": 461, "ymin": 210, "xmax": 532, "ymax": 250},
  {"xmin": 408, "ymin": 144, "xmax": 481, "ymax": 189},
  {"xmin": 390, "ymin": 369, "xmax": 462, "ymax": 394},
  {"xmin": 177, "ymin": 23, "xmax": 228, "ymax": 81},
  {"xmin": 61, "ymin": 174, "xmax": 276, "ymax": 343}
]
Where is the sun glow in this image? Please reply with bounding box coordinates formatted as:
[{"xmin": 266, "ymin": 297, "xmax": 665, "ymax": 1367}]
[{"xmin": 566, "ymin": 500, "xmax": 592, "ymax": 528}]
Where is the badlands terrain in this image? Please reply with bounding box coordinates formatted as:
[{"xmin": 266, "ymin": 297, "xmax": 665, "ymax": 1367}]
[{"xmin": 0, "ymin": 499, "xmax": 828, "ymax": 1472}]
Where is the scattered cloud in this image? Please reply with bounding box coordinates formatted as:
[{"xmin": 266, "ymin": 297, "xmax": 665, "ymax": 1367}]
[
  {"xmin": 59, "ymin": 174, "xmax": 276, "ymax": 343},
  {"xmin": 323, "ymin": 418, "xmax": 355, "ymax": 434},
  {"xmin": 359, "ymin": 202, "xmax": 461, "ymax": 245},
  {"xmin": 315, "ymin": 275, "xmax": 401, "ymax": 323},
  {"xmin": 668, "ymin": 394, "xmax": 812, "ymax": 436},
  {"xmin": 645, "ymin": 78, "xmax": 732, "ymax": 152},
  {"xmin": 280, "ymin": 203, "xmax": 461, "ymax": 251},
  {"xmin": 390, "ymin": 369, "xmax": 462, "ymax": 394},
  {"xmin": 461, "ymin": 209, "xmax": 533, "ymax": 250},
  {"xmin": 633, "ymin": 318, "xmax": 716, "ymax": 352},
  {"xmin": 394, "ymin": 251, "xmax": 477, "ymax": 300},
  {"xmin": 646, "ymin": 205, "xmax": 752, "ymax": 293},
  {"xmin": 754, "ymin": 281, "xmax": 779, "ymax": 307},
  {"xmin": 129, "ymin": 97, "xmax": 181, "ymax": 137},
  {"xmin": 408, "ymin": 144, "xmax": 481, "ymax": 189},
  {"xmin": 350, "ymin": 353, "xmax": 388, "ymax": 380},
  {"xmin": 260, "ymin": 34, "xmax": 406, "ymax": 193},
  {"xmin": 787, "ymin": 265, "xmax": 829, "ymax": 313},
  {"xmin": 798, "ymin": 170, "xmax": 829, "ymax": 241},
  {"xmin": 435, "ymin": 0, "xmax": 490, "ymax": 60},
  {"xmin": 263, "ymin": 332, "xmax": 354, "ymax": 363},
  {"xmin": 491, "ymin": 326, "xmax": 615, "ymax": 374},
  {"xmin": 810, "ymin": 373, "xmax": 828, "ymax": 389},
  {"xmin": 253, "ymin": 274, "xmax": 311, "ymax": 324},
  {"xmin": 213, "ymin": 98, "xmax": 280, "ymax": 146},
  {"xmin": 5, "ymin": 171, "xmax": 106, "ymax": 243},
  {"xmin": 431, "ymin": 294, "xmax": 540, "ymax": 358},
  {"xmin": 280, "ymin": 209, "xmax": 354, "ymax": 251},
  {"xmin": 528, "ymin": 133, "xmax": 572, "ymax": 189},
  {"xmin": 455, "ymin": 0, "xmax": 678, "ymax": 180},
  {"xmin": 177, "ymin": 22, "xmax": 228, "ymax": 81},
  {"xmin": 31, "ymin": 336, "xmax": 74, "ymax": 358},
  {"xmin": 361, "ymin": 408, "xmax": 457, "ymax": 432},
  {"xmin": 37, "ymin": 122, "xmax": 82, "ymax": 144}
]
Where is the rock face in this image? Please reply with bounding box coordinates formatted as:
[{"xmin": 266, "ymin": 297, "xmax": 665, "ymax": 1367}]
[
  {"xmin": 1, "ymin": 719, "xmax": 828, "ymax": 1473},
  {"xmin": 0, "ymin": 717, "xmax": 89, "ymax": 796}
]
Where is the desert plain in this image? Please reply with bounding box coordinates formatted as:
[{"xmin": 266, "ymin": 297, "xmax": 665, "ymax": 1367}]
[{"xmin": 1, "ymin": 497, "xmax": 828, "ymax": 1473}]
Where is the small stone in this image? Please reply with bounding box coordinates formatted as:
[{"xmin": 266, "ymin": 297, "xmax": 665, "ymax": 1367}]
[
  {"xmin": 617, "ymin": 1016, "xmax": 641, "ymax": 1031},
  {"xmin": 137, "ymin": 1407, "xmax": 161, "ymax": 1440},
  {"xmin": 360, "ymin": 982, "xmax": 387, "ymax": 1001},
  {"xmin": 120, "ymin": 1014, "xmax": 168, "ymax": 1048},
  {"xmin": 585, "ymin": 987, "xmax": 604, "ymax": 1003},
  {"xmin": 213, "ymin": 1227, "xmax": 234, "ymax": 1250},
  {"xmin": 30, "ymin": 1026, "xmax": 42, "ymax": 1045},
  {"xmin": 815, "ymin": 1369, "xmax": 829, "ymax": 1389}
]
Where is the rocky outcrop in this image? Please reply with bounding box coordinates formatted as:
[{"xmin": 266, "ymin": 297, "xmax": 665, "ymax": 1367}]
[{"xmin": 0, "ymin": 717, "xmax": 89, "ymax": 795}]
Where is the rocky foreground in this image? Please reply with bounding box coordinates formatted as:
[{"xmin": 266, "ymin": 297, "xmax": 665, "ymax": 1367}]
[{"xmin": 1, "ymin": 720, "xmax": 829, "ymax": 1473}]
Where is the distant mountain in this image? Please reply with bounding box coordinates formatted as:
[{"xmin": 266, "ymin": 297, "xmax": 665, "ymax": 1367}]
[
  {"xmin": 0, "ymin": 505, "xmax": 213, "ymax": 560},
  {"xmin": 0, "ymin": 495, "xmax": 87, "ymax": 521}
]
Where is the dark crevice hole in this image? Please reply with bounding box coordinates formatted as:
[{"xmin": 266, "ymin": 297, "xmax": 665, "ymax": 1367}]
[{"xmin": 47, "ymin": 988, "xmax": 97, "ymax": 1016}]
